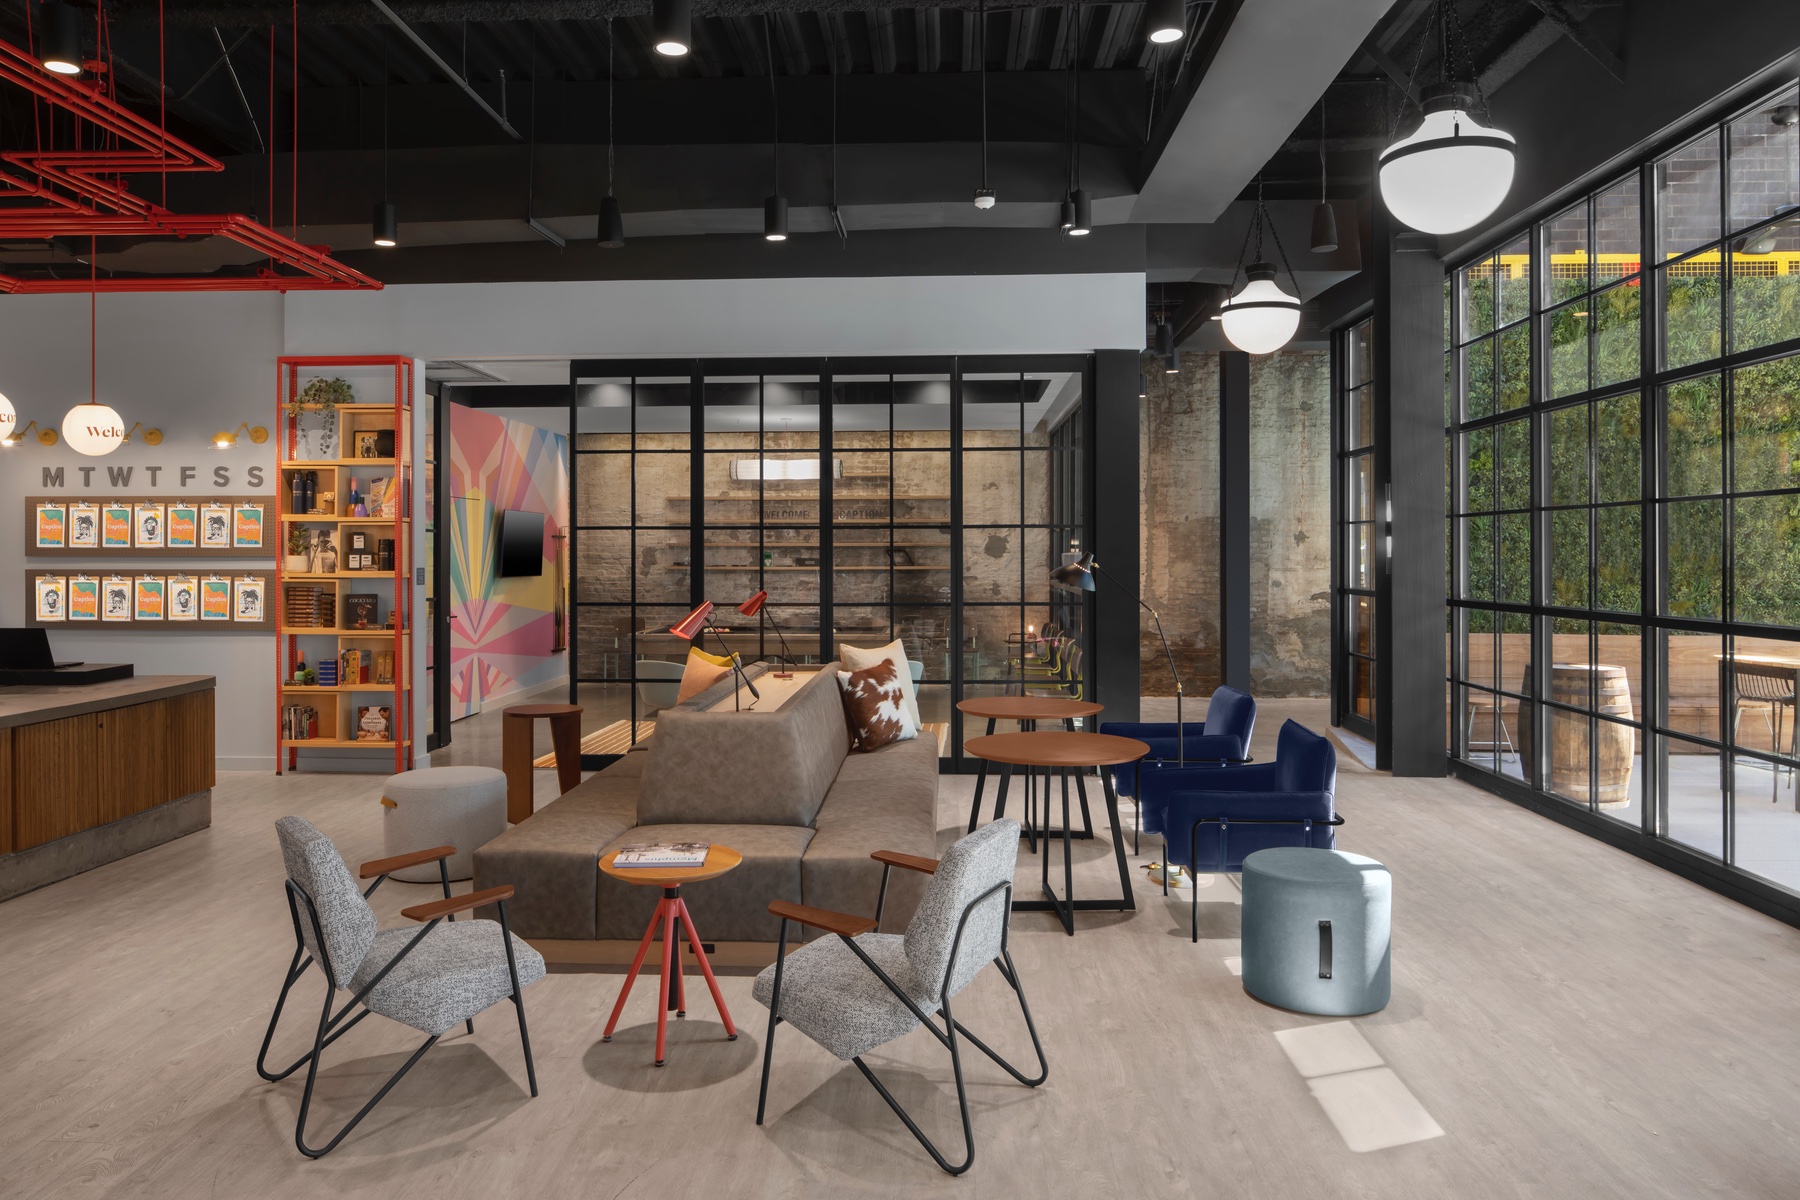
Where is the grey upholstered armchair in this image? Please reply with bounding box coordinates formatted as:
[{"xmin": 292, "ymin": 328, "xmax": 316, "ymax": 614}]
[
  {"xmin": 257, "ymin": 816, "xmax": 547, "ymax": 1157},
  {"xmin": 751, "ymin": 818, "xmax": 1048, "ymax": 1175}
]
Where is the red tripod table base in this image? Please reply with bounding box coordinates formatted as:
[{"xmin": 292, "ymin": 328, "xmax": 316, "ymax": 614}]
[{"xmin": 599, "ymin": 846, "xmax": 742, "ymax": 1066}]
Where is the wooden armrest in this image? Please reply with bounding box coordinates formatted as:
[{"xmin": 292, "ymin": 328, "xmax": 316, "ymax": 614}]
[
  {"xmin": 871, "ymin": 849, "xmax": 938, "ymax": 875},
  {"xmin": 768, "ymin": 899, "xmax": 877, "ymax": 938},
  {"xmin": 401, "ymin": 885, "xmax": 514, "ymax": 922},
  {"xmin": 359, "ymin": 845, "xmax": 456, "ymax": 880}
]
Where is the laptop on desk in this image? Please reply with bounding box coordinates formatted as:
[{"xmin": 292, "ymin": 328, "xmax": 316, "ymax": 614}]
[
  {"xmin": 0, "ymin": 628, "xmax": 131, "ymax": 685},
  {"xmin": 0, "ymin": 628, "xmax": 81, "ymax": 671}
]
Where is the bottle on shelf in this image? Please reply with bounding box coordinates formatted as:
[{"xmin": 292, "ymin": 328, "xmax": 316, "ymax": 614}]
[
  {"xmin": 289, "ymin": 471, "xmax": 305, "ymax": 516},
  {"xmin": 347, "ymin": 477, "xmax": 364, "ymax": 517}
]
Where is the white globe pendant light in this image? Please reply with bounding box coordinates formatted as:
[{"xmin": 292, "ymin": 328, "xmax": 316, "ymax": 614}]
[
  {"xmin": 1218, "ymin": 181, "xmax": 1303, "ymax": 355},
  {"xmin": 1220, "ymin": 263, "xmax": 1302, "ymax": 355},
  {"xmin": 63, "ymin": 402, "xmax": 125, "ymax": 456},
  {"xmin": 0, "ymin": 392, "xmax": 15, "ymax": 442},
  {"xmin": 1379, "ymin": 84, "xmax": 1515, "ymax": 235}
]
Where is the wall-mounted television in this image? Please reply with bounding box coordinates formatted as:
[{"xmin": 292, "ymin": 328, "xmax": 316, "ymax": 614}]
[{"xmin": 496, "ymin": 509, "xmax": 546, "ymax": 577}]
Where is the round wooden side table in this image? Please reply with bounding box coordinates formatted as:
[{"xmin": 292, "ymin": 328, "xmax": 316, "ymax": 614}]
[
  {"xmin": 501, "ymin": 703, "xmax": 583, "ymax": 823},
  {"xmin": 599, "ymin": 844, "xmax": 742, "ymax": 1066},
  {"xmin": 964, "ymin": 731, "xmax": 1149, "ymax": 935},
  {"xmin": 957, "ymin": 696, "xmax": 1104, "ymax": 849}
]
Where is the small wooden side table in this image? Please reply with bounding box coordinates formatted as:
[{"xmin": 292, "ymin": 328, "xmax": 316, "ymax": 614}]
[
  {"xmin": 502, "ymin": 703, "xmax": 583, "ymax": 823},
  {"xmin": 599, "ymin": 845, "xmax": 741, "ymax": 1066},
  {"xmin": 958, "ymin": 696, "xmax": 1104, "ymax": 849},
  {"xmin": 965, "ymin": 731, "xmax": 1147, "ymax": 935}
]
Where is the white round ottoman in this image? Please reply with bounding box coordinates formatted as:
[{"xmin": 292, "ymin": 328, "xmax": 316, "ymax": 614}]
[{"xmin": 380, "ymin": 766, "xmax": 508, "ymax": 882}]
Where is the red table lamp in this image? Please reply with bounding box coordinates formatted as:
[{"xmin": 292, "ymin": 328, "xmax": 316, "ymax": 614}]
[
  {"xmin": 737, "ymin": 589, "xmax": 796, "ymax": 678},
  {"xmin": 670, "ymin": 599, "xmax": 760, "ymax": 708}
]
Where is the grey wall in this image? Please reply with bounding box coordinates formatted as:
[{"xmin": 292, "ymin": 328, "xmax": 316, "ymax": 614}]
[{"xmin": 0, "ymin": 293, "xmax": 284, "ymax": 770}]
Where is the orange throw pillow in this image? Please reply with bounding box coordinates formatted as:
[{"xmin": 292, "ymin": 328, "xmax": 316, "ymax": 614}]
[{"xmin": 837, "ymin": 658, "xmax": 919, "ymax": 752}]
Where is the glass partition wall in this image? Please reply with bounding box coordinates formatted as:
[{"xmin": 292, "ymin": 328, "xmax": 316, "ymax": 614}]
[
  {"xmin": 571, "ymin": 358, "xmax": 1091, "ymax": 766},
  {"xmin": 1442, "ymin": 78, "xmax": 1800, "ymax": 909}
]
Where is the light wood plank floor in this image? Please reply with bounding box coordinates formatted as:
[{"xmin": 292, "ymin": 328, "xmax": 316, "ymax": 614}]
[{"xmin": 5, "ymin": 698, "xmax": 1800, "ymax": 1198}]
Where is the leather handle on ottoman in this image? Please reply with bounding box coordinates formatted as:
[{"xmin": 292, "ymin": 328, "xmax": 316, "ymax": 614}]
[{"xmin": 1318, "ymin": 920, "xmax": 1333, "ymax": 980}]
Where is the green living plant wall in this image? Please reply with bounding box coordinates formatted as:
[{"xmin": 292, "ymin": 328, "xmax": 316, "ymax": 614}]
[{"xmin": 1460, "ymin": 266, "xmax": 1800, "ymax": 632}]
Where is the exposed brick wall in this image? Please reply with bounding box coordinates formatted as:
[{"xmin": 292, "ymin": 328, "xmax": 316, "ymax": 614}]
[{"xmin": 1139, "ymin": 349, "xmax": 1331, "ymax": 698}]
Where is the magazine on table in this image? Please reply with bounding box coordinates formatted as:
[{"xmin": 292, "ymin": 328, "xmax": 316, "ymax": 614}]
[{"xmin": 612, "ymin": 842, "xmax": 711, "ymax": 869}]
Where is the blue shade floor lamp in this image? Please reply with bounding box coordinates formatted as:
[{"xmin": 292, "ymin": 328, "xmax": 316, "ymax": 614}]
[{"xmin": 1051, "ymin": 551, "xmax": 1190, "ymax": 885}]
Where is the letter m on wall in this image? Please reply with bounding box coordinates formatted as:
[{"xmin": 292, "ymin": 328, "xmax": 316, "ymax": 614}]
[{"xmin": 42, "ymin": 467, "xmax": 64, "ymax": 487}]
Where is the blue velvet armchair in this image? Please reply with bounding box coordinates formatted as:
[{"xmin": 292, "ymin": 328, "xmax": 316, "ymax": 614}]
[
  {"xmin": 1136, "ymin": 719, "xmax": 1343, "ymax": 941},
  {"xmin": 1101, "ymin": 686, "xmax": 1257, "ymax": 849}
]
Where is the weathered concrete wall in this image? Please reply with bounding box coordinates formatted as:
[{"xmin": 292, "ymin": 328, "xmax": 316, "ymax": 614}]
[{"xmin": 1139, "ymin": 350, "xmax": 1331, "ymax": 697}]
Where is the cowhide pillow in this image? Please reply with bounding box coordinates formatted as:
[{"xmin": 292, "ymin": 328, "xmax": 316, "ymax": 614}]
[{"xmin": 837, "ymin": 657, "xmax": 919, "ymax": 752}]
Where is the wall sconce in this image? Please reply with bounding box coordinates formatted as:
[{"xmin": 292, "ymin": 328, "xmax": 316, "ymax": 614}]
[
  {"xmin": 122, "ymin": 423, "xmax": 163, "ymax": 447},
  {"xmin": 212, "ymin": 423, "xmax": 269, "ymax": 450},
  {"xmin": 0, "ymin": 420, "xmax": 59, "ymax": 448}
]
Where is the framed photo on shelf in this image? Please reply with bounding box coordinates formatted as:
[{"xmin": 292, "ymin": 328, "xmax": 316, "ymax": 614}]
[
  {"xmin": 200, "ymin": 577, "xmax": 231, "ymax": 620},
  {"xmin": 68, "ymin": 576, "xmax": 98, "ymax": 621},
  {"xmin": 167, "ymin": 502, "xmax": 198, "ymax": 549},
  {"xmin": 34, "ymin": 575, "xmax": 66, "ymax": 620},
  {"xmin": 353, "ymin": 430, "xmax": 394, "ymax": 459},
  {"xmin": 103, "ymin": 504, "xmax": 132, "ymax": 549},
  {"xmin": 202, "ymin": 504, "xmax": 232, "ymax": 549},
  {"xmin": 103, "ymin": 576, "xmax": 132, "ymax": 621},
  {"xmin": 356, "ymin": 705, "xmax": 393, "ymax": 742},
  {"xmin": 234, "ymin": 575, "xmax": 265, "ymax": 622},
  {"xmin": 134, "ymin": 576, "xmax": 165, "ymax": 621},
  {"xmin": 68, "ymin": 503, "xmax": 98, "ymax": 549},
  {"xmin": 35, "ymin": 503, "xmax": 66, "ymax": 549},
  {"xmin": 168, "ymin": 575, "xmax": 198, "ymax": 621},
  {"xmin": 233, "ymin": 504, "xmax": 264, "ymax": 549},
  {"xmin": 135, "ymin": 503, "xmax": 165, "ymax": 549}
]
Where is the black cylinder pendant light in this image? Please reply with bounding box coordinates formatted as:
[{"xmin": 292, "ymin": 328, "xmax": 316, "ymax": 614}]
[
  {"xmin": 372, "ymin": 29, "xmax": 397, "ymax": 247},
  {"xmin": 763, "ymin": 17, "xmax": 787, "ymax": 243},
  {"xmin": 1146, "ymin": 0, "xmax": 1186, "ymax": 45},
  {"xmin": 652, "ymin": 0, "xmax": 691, "ymax": 57},
  {"xmin": 1069, "ymin": 189, "xmax": 1092, "ymax": 236},
  {"xmin": 1154, "ymin": 321, "xmax": 1174, "ymax": 357},
  {"xmin": 599, "ymin": 19, "xmax": 625, "ymax": 248},
  {"xmin": 1311, "ymin": 98, "xmax": 1338, "ymax": 253},
  {"xmin": 764, "ymin": 195, "xmax": 789, "ymax": 242},
  {"xmin": 40, "ymin": 2, "xmax": 83, "ymax": 75}
]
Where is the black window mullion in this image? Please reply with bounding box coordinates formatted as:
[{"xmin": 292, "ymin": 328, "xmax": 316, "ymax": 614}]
[{"xmin": 820, "ymin": 371, "xmax": 834, "ymax": 663}]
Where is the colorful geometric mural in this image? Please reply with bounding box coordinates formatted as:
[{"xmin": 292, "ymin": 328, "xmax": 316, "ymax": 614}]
[{"xmin": 448, "ymin": 405, "xmax": 568, "ymax": 718}]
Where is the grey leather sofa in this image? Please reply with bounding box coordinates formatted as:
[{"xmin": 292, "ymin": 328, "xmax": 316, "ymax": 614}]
[{"xmin": 473, "ymin": 666, "xmax": 940, "ymax": 948}]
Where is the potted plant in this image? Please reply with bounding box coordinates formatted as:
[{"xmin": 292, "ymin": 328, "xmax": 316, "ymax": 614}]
[
  {"xmin": 286, "ymin": 524, "xmax": 314, "ymax": 573},
  {"xmin": 286, "ymin": 376, "xmax": 354, "ymax": 418}
]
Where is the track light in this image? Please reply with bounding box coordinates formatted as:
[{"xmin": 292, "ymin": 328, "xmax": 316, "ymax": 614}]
[
  {"xmin": 1068, "ymin": 189, "xmax": 1092, "ymax": 236},
  {"xmin": 371, "ymin": 200, "xmax": 397, "ymax": 248},
  {"xmin": 40, "ymin": 3, "xmax": 82, "ymax": 75},
  {"xmin": 600, "ymin": 195, "xmax": 625, "ymax": 248},
  {"xmin": 652, "ymin": 0, "xmax": 691, "ymax": 56},
  {"xmin": 1311, "ymin": 201, "xmax": 1339, "ymax": 254},
  {"xmin": 600, "ymin": 19, "xmax": 625, "ymax": 248},
  {"xmin": 764, "ymin": 194, "xmax": 788, "ymax": 242},
  {"xmin": 1146, "ymin": 0, "xmax": 1186, "ymax": 45}
]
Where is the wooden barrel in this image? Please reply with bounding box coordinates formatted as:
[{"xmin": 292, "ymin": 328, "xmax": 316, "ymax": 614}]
[{"xmin": 1550, "ymin": 664, "xmax": 1634, "ymax": 808}]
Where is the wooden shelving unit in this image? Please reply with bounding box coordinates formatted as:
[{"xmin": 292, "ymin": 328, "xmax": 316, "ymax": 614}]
[{"xmin": 275, "ymin": 359, "xmax": 415, "ymax": 774}]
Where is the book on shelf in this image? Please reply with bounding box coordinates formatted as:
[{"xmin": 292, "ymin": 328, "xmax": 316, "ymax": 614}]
[
  {"xmin": 612, "ymin": 842, "xmax": 711, "ymax": 869},
  {"xmin": 342, "ymin": 593, "xmax": 380, "ymax": 630}
]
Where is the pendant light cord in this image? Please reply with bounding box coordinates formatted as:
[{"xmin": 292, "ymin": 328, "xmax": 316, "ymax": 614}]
[
  {"xmin": 1072, "ymin": 4, "xmax": 1081, "ymax": 191},
  {"xmin": 765, "ymin": 16, "xmax": 779, "ymax": 195},
  {"xmin": 978, "ymin": 0, "xmax": 987, "ymax": 189},
  {"xmin": 381, "ymin": 26, "xmax": 389, "ymax": 199},
  {"xmin": 606, "ymin": 18, "xmax": 615, "ymax": 196},
  {"xmin": 1318, "ymin": 97, "xmax": 1327, "ymax": 202}
]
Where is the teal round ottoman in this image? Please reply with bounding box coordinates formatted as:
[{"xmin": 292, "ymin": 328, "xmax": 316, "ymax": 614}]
[{"xmin": 1241, "ymin": 848, "xmax": 1390, "ymax": 1016}]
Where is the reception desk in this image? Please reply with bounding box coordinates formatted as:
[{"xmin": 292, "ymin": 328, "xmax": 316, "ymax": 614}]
[{"xmin": 0, "ymin": 675, "xmax": 215, "ymax": 902}]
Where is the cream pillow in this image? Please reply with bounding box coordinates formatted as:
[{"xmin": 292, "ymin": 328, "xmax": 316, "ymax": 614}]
[{"xmin": 840, "ymin": 638, "xmax": 920, "ymax": 727}]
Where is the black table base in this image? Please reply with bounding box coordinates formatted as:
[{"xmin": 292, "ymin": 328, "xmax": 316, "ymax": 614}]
[{"xmin": 992, "ymin": 762, "xmax": 1136, "ymax": 935}]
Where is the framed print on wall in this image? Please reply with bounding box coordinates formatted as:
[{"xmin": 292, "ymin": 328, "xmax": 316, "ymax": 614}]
[
  {"xmin": 102, "ymin": 576, "xmax": 132, "ymax": 621},
  {"xmin": 35, "ymin": 503, "xmax": 65, "ymax": 549},
  {"xmin": 200, "ymin": 576, "xmax": 231, "ymax": 620},
  {"xmin": 68, "ymin": 575, "xmax": 98, "ymax": 621},
  {"xmin": 134, "ymin": 503, "xmax": 165, "ymax": 549},
  {"xmin": 167, "ymin": 502, "xmax": 198, "ymax": 549},
  {"xmin": 34, "ymin": 574, "xmax": 66, "ymax": 621},
  {"xmin": 103, "ymin": 503, "xmax": 132, "ymax": 549},
  {"xmin": 233, "ymin": 503, "xmax": 264, "ymax": 549},
  {"xmin": 69, "ymin": 503, "xmax": 98, "ymax": 549},
  {"xmin": 168, "ymin": 575, "xmax": 198, "ymax": 621}
]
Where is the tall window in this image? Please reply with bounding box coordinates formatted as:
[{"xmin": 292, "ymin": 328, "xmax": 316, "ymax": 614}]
[
  {"xmin": 1446, "ymin": 78, "xmax": 1800, "ymax": 907},
  {"xmin": 1336, "ymin": 318, "xmax": 1377, "ymax": 735}
]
